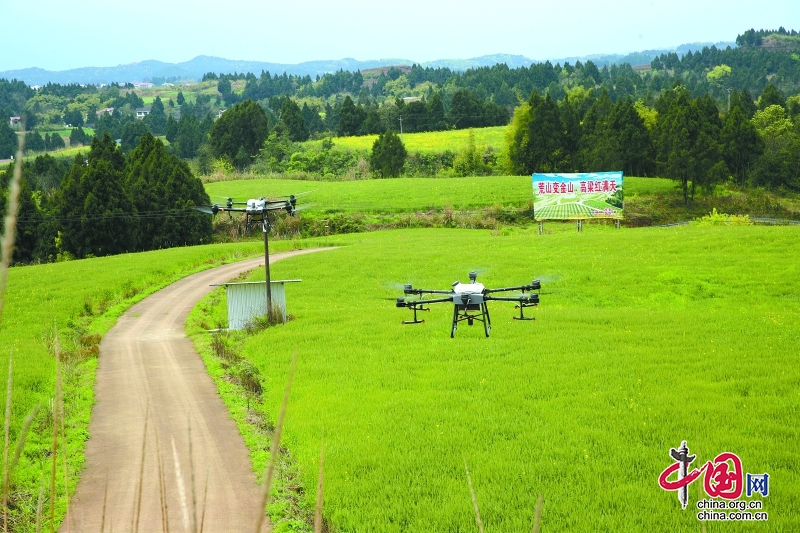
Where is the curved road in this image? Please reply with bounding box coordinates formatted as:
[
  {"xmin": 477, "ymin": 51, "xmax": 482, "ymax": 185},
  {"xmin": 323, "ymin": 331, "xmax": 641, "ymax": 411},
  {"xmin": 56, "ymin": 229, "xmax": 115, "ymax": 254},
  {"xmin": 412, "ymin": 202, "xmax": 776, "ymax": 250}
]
[{"xmin": 62, "ymin": 249, "xmax": 327, "ymax": 533}]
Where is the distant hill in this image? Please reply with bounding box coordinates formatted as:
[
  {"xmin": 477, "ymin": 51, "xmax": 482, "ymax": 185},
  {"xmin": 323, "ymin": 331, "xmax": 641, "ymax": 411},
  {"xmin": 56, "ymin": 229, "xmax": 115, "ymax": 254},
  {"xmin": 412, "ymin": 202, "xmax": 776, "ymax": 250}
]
[{"xmin": 0, "ymin": 42, "xmax": 736, "ymax": 86}]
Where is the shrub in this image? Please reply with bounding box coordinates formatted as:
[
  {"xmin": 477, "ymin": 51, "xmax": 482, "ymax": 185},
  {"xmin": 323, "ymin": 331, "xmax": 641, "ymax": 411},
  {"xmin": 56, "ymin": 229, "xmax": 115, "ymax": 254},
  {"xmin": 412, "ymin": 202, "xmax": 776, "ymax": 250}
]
[{"xmin": 695, "ymin": 208, "xmax": 753, "ymax": 226}]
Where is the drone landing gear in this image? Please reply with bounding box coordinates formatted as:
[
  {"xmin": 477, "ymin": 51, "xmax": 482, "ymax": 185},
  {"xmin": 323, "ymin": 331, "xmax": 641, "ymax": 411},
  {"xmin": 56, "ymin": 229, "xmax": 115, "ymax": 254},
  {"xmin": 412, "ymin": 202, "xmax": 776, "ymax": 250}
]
[
  {"xmin": 451, "ymin": 303, "xmax": 492, "ymax": 338},
  {"xmin": 403, "ymin": 305, "xmax": 429, "ymax": 325},
  {"xmin": 513, "ymin": 303, "xmax": 537, "ymax": 321}
]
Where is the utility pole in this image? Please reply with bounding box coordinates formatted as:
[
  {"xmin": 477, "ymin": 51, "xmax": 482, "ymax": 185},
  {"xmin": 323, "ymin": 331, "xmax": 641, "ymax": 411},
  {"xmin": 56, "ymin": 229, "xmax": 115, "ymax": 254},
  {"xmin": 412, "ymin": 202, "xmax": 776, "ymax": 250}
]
[
  {"xmin": 726, "ymin": 87, "xmax": 732, "ymax": 113},
  {"xmin": 398, "ymin": 116, "xmax": 403, "ymax": 139},
  {"xmin": 262, "ymin": 216, "xmax": 272, "ymax": 313}
]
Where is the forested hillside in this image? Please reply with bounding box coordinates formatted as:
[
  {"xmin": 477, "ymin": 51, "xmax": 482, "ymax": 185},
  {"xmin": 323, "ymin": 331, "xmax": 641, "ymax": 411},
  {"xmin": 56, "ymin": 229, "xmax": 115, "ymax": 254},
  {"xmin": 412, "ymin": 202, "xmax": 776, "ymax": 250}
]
[{"xmin": 1, "ymin": 28, "xmax": 799, "ymax": 265}]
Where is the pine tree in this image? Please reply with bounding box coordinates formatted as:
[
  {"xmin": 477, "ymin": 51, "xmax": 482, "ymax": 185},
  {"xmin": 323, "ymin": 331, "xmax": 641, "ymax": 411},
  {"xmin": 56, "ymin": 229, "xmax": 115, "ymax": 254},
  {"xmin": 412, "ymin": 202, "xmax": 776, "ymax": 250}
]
[
  {"xmin": 426, "ymin": 92, "xmax": 446, "ymax": 131},
  {"xmin": 57, "ymin": 134, "xmax": 137, "ymax": 257},
  {"xmin": 337, "ymin": 96, "xmax": 365, "ymax": 136},
  {"xmin": 125, "ymin": 133, "xmax": 212, "ymax": 250},
  {"xmin": 370, "ymin": 130, "xmax": 407, "ymax": 178},
  {"xmin": 721, "ymin": 106, "xmax": 764, "ymax": 186},
  {"xmin": 279, "ymin": 98, "xmax": 309, "ymax": 141}
]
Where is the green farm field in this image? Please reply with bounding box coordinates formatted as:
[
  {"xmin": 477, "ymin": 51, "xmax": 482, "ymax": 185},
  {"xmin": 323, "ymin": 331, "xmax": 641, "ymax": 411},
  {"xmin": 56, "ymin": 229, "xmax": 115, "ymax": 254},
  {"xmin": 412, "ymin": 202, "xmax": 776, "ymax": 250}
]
[
  {"xmin": 204, "ymin": 176, "xmax": 675, "ymax": 214},
  {"xmin": 199, "ymin": 225, "xmax": 799, "ymax": 531},
  {"xmin": 303, "ymin": 125, "xmax": 508, "ymax": 153}
]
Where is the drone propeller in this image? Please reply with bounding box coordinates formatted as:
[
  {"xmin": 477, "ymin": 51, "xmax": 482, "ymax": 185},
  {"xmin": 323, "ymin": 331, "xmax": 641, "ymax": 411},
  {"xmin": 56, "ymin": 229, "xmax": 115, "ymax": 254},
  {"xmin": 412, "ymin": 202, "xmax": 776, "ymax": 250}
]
[
  {"xmin": 193, "ymin": 205, "xmax": 219, "ymax": 215},
  {"xmin": 271, "ymin": 190, "xmax": 316, "ymax": 200}
]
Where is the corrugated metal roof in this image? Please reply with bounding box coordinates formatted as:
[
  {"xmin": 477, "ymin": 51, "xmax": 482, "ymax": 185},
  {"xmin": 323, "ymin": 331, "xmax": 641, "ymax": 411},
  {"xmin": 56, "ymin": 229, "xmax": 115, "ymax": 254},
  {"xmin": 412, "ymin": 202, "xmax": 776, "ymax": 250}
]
[{"xmin": 210, "ymin": 280, "xmax": 301, "ymax": 330}]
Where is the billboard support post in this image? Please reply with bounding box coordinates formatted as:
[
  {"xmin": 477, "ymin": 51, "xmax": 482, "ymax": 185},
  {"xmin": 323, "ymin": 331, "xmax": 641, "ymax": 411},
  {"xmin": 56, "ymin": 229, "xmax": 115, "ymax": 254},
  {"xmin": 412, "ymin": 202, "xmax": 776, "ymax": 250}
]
[{"xmin": 538, "ymin": 221, "xmax": 543, "ymax": 235}]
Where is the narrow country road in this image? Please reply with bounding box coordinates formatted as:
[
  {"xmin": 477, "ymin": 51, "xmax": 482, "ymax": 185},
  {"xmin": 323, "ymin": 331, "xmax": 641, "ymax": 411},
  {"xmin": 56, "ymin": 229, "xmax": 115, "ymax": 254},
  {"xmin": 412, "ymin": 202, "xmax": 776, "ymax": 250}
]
[{"xmin": 62, "ymin": 249, "xmax": 327, "ymax": 533}]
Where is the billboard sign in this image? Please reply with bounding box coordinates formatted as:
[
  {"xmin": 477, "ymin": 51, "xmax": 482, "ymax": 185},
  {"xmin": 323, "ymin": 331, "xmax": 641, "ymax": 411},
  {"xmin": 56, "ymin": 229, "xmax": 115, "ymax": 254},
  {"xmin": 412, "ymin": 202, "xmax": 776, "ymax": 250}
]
[{"xmin": 532, "ymin": 172, "xmax": 623, "ymax": 220}]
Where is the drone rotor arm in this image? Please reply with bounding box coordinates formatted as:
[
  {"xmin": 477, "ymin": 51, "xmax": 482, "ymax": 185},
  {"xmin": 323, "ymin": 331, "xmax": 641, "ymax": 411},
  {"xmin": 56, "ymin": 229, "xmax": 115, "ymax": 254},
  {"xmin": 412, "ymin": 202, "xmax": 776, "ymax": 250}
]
[
  {"xmin": 396, "ymin": 296, "xmax": 451, "ymax": 308},
  {"xmin": 413, "ymin": 297, "xmax": 452, "ymax": 305},
  {"xmin": 407, "ymin": 289, "xmax": 454, "ymax": 296},
  {"xmin": 483, "ymin": 280, "xmax": 542, "ymax": 294},
  {"xmin": 485, "ymin": 294, "xmax": 539, "ymax": 305}
]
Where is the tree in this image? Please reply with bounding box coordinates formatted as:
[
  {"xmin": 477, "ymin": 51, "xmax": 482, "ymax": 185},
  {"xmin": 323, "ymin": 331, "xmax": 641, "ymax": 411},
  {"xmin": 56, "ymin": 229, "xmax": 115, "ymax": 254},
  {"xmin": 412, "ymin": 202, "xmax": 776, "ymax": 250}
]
[
  {"xmin": 370, "ymin": 130, "xmax": 406, "ymax": 178},
  {"xmin": 508, "ymin": 91, "xmax": 569, "ymax": 174},
  {"xmin": 449, "ymin": 89, "xmax": 482, "ymax": 129},
  {"xmin": 300, "ymin": 103, "xmax": 325, "ymax": 136},
  {"xmin": 25, "ymin": 131, "xmax": 45, "ymax": 152},
  {"xmin": 144, "ymin": 96, "xmax": 167, "ymax": 135},
  {"xmin": 0, "ymin": 122, "xmax": 17, "ymax": 159},
  {"xmin": 173, "ymin": 114, "xmax": 200, "ymax": 159},
  {"xmin": 208, "ymin": 99, "xmax": 269, "ymax": 165},
  {"xmin": 121, "ymin": 120, "xmax": 149, "ymax": 153},
  {"xmin": 177, "ymin": 90, "xmax": 186, "ymax": 106},
  {"xmin": 426, "ymin": 92, "xmax": 446, "ymax": 131},
  {"xmin": 7, "ymin": 176, "xmax": 41, "ymax": 263},
  {"xmin": 750, "ymin": 104, "xmax": 799, "ymax": 189},
  {"xmin": 721, "ymin": 106, "xmax": 764, "ymax": 185},
  {"xmin": 758, "ymin": 83, "xmax": 786, "ymax": 110},
  {"xmin": 730, "ymin": 88, "xmax": 758, "ymax": 118},
  {"xmin": 64, "ymin": 108, "xmax": 84, "ymax": 127},
  {"xmin": 125, "ymin": 133, "xmax": 212, "ymax": 250},
  {"xmin": 57, "ymin": 134, "xmax": 137, "ymax": 258},
  {"xmin": 609, "ymin": 98, "xmax": 652, "ymax": 176},
  {"xmin": 655, "ymin": 88, "xmax": 727, "ymax": 202},
  {"xmin": 453, "ymin": 129, "xmax": 485, "ymax": 176},
  {"xmin": 165, "ymin": 115, "xmax": 178, "ymax": 143},
  {"xmin": 279, "ymin": 98, "xmax": 309, "ymax": 141},
  {"xmin": 69, "ymin": 126, "xmax": 90, "ymax": 147},
  {"xmin": 46, "ymin": 132, "xmax": 66, "ymax": 151},
  {"xmin": 338, "ymin": 96, "xmax": 365, "ymax": 136}
]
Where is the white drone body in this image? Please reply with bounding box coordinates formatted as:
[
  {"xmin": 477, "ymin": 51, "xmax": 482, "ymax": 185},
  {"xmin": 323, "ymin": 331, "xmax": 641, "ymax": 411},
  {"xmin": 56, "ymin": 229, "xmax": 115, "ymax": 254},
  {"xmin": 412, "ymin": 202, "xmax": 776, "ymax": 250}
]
[
  {"xmin": 451, "ymin": 282, "xmax": 485, "ymax": 305},
  {"xmin": 246, "ymin": 197, "xmax": 268, "ymax": 214},
  {"xmin": 397, "ymin": 271, "xmax": 541, "ymax": 337}
]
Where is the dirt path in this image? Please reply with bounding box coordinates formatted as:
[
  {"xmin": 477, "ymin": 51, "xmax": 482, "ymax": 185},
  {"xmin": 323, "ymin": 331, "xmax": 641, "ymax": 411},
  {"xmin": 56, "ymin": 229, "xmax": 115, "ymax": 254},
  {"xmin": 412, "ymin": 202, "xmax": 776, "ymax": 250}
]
[{"xmin": 62, "ymin": 249, "xmax": 327, "ymax": 533}]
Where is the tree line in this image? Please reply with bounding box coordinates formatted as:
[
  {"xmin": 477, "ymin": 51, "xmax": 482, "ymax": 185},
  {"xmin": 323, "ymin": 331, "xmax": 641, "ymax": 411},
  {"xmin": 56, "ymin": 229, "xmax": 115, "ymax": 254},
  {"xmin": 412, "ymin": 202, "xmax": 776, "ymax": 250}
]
[
  {"xmin": 0, "ymin": 133, "xmax": 212, "ymax": 263},
  {"xmin": 507, "ymin": 81, "xmax": 799, "ymax": 200}
]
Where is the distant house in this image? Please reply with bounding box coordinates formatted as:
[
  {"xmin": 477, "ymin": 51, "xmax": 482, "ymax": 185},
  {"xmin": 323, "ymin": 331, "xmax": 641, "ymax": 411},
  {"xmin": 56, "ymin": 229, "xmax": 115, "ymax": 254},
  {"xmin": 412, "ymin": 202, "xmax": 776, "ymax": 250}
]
[
  {"xmin": 97, "ymin": 107, "xmax": 114, "ymax": 117},
  {"xmin": 136, "ymin": 107, "xmax": 151, "ymax": 119},
  {"xmin": 133, "ymin": 82, "xmax": 155, "ymax": 89},
  {"xmin": 10, "ymin": 116, "xmax": 21, "ymax": 128},
  {"xmin": 402, "ymin": 97, "xmax": 422, "ymax": 104}
]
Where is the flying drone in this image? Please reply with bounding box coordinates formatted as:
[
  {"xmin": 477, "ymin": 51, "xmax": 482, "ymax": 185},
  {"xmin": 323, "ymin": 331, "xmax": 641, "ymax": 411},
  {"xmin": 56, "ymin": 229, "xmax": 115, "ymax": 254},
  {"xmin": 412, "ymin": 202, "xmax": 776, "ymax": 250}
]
[
  {"xmin": 195, "ymin": 195, "xmax": 300, "ymax": 232},
  {"xmin": 395, "ymin": 271, "xmax": 541, "ymax": 337},
  {"xmin": 195, "ymin": 192, "xmax": 308, "ymax": 309}
]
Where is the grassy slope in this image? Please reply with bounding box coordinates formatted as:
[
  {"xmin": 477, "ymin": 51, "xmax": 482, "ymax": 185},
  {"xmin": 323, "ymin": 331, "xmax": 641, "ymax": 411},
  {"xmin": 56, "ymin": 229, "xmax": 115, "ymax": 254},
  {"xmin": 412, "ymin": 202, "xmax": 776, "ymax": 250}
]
[
  {"xmin": 205, "ymin": 176, "xmax": 675, "ymax": 214},
  {"xmin": 302, "ymin": 126, "xmax": 509, "ymax": 154},
  {"xmin": 215, "ymin": 226, "xmax": 798, "ymax": 532}
]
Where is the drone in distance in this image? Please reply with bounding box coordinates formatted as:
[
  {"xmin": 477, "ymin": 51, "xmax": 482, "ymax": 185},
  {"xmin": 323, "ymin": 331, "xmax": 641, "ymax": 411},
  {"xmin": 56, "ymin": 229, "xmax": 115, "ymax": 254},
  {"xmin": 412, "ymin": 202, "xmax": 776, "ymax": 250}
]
[
  {"xmin": 194, "ymin": 195, "xmax": 301, "ymax": 232},
  {"xmin": 395, "ymin": 271, "xmax": 541, "ymax": 337}
]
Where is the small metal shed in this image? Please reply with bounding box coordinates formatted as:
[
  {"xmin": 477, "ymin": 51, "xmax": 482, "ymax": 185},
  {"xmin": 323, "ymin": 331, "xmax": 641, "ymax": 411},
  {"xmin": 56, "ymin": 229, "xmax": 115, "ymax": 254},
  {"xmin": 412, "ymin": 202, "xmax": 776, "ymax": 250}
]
[{"xmin": 210, "ymin": 280, "xmax": 301, "ymax": 330}]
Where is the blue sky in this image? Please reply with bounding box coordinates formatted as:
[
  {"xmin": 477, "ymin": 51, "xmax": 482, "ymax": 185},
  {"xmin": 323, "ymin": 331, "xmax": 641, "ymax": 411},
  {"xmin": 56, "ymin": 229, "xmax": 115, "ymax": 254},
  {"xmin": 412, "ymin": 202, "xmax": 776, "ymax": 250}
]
[{"xmin": 1, "ymin": 0, "xmax": 797, "ymax": 71}]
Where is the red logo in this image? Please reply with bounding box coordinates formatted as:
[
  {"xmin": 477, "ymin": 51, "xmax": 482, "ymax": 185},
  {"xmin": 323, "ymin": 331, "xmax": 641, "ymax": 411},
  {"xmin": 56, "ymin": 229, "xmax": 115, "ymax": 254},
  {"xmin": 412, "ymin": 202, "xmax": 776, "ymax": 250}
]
[{"xmin": 659, "ymin": 451, "xmax": 744, "ymax": 500}]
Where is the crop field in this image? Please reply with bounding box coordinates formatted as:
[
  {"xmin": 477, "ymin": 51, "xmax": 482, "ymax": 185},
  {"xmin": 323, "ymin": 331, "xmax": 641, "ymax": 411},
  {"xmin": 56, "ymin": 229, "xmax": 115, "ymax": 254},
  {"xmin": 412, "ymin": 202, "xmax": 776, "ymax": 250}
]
[
  {"xmin": 302, "ymin": 126, "xmax": 509, "ymax": 154},
  {"xmin": 204, "ymin": 225, "xmax": 798, "ymax": 531},
  {"xmin": 204, "ymin": 176, "xmax": 676, "ymax": 214}
]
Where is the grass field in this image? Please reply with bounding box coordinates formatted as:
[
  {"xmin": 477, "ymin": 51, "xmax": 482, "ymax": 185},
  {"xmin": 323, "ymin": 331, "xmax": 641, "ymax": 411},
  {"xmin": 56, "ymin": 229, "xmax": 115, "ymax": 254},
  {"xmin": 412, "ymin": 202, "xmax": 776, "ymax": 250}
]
[
  {"xmin": 196, "ymin": 225, "xmax": 799, "ymax": 531},
  {"xmin": 205, "ymin": 176, "xmax": 677, "ymax": 214},
  {"xmin": 0, "ymin": 240, "xmax": 337, "ymax": 531},
  {"xmin": 303, "ymin": 126, "xmax": 509, "ymax": 154}
]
